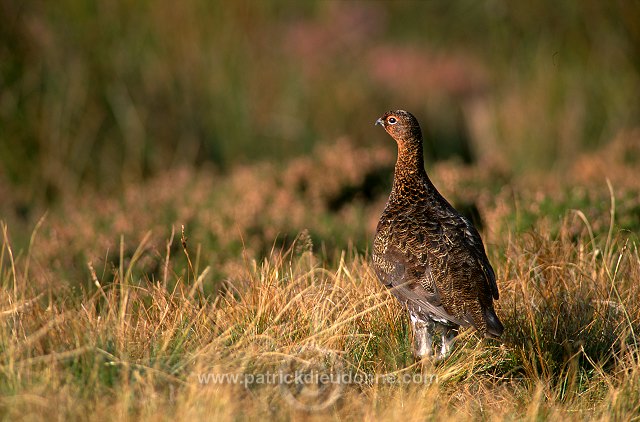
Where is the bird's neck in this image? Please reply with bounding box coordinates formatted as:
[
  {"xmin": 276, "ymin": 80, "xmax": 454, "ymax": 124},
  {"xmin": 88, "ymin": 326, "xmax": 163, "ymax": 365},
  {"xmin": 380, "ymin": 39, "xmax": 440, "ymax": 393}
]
[{"xmin": 390, "ymin": 139, "xmax": 433, "ymax": 201}]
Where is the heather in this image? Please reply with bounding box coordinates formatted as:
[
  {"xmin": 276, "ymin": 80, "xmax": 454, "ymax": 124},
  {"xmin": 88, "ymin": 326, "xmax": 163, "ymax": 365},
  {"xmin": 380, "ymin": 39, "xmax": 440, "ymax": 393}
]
[{"xmin": 2, "ymin": 1, "xmax": 640, "ymax": 420}]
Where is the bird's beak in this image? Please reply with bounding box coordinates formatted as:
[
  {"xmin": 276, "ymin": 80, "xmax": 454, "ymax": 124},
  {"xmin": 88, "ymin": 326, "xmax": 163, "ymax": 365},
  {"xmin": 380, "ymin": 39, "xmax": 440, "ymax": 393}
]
[{"xmin": 375, "ymin": 118, "xmax": 384, "ymax": 127}]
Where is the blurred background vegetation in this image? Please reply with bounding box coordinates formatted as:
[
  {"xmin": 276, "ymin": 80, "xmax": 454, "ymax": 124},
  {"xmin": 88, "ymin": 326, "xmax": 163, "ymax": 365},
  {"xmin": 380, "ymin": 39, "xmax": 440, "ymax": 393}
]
[
  {"xmin": 1, "ymin": 0, "xmax": 639, "ymax": 281},
  {"xmin": 2, "ymin": 0, "xmax": 639, "ymax": 196}
]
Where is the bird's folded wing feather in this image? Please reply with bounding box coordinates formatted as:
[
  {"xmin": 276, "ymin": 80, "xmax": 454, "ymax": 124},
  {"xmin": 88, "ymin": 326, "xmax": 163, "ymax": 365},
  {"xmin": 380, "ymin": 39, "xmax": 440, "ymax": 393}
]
[
  {"xmin": 374, "ymin": 243, "xmax": 467, "ymax": 327},
  {"xmin": 458, "ymin": 216, "xmax": 499, "ymax": 300}
]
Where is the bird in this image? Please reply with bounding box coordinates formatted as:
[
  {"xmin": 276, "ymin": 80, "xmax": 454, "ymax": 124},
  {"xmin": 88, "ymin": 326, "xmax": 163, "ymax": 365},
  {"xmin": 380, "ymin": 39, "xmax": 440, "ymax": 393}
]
[{"xmin": 372, "ymin": 110, "xmax": 503, "ymax": 360}]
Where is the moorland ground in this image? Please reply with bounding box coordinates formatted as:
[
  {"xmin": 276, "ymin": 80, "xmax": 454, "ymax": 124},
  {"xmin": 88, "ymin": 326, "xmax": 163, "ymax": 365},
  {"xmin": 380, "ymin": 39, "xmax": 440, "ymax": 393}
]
[{"xmin": 2, "ymin": 1, "xmax": 640, "ymax": 420}]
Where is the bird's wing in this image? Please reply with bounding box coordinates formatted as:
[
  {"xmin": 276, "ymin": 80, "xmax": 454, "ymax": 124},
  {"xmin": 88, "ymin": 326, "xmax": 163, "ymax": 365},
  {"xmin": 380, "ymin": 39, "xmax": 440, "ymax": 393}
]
[
  {"xmin": 457, "ymin": 215, "xmax": 499, "ymax": 300},
  {"xmin": 374, "ymin": 236, "xmax": 467, "ymax": 327}
]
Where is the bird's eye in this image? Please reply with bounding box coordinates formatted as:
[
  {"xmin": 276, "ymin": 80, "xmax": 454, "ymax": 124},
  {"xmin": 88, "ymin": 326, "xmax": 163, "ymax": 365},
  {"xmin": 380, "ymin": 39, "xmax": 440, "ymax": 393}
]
[{"xmin": 388, "ymin": 117, "xmax": 397, "ymax": 124}]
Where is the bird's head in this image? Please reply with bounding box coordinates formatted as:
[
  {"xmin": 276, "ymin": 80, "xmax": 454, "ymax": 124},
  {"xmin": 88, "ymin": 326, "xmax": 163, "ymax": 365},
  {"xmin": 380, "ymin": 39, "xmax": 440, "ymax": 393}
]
[{"xmin": 375, "ymin": 110, "xmax": 423, "ymax": 145}]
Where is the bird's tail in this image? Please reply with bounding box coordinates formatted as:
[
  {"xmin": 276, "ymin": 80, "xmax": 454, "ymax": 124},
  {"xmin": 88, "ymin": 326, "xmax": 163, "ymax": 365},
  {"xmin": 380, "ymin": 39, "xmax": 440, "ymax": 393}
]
[{"xmin": 484, "ymin": 308, "xmax": 504, "ymax": 339}]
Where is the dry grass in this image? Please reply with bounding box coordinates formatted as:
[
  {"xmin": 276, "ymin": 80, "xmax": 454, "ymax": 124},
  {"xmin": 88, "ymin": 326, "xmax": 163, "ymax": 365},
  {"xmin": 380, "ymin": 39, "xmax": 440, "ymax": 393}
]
[
  {"xmin": 2, "ymin": 2, "xmax": 640, "ymax": 419},
  {"xmin": 1, "ymin": 160, "xmax": 640, "ymax": 420}
]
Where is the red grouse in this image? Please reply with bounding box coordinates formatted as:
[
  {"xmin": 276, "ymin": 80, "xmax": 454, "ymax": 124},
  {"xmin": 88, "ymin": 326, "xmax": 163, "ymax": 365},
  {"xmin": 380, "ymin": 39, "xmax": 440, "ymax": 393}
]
[{"xmin": 372, "ymin": 110, "xmax": 503, "ymax": 359}]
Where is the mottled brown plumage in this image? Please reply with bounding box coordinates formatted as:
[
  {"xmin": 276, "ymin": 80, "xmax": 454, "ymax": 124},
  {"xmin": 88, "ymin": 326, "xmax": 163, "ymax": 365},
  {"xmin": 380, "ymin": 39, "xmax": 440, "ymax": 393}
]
[{"xmin": 372, "ymin": 110, "xmax": 503, "ymax": 359}]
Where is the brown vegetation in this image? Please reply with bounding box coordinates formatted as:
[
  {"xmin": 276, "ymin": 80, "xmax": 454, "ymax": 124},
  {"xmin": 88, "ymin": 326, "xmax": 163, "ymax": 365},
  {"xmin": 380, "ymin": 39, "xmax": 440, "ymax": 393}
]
[{"xmin": 2, "ymin": 136, "xmax": 640, "ymax": 419}]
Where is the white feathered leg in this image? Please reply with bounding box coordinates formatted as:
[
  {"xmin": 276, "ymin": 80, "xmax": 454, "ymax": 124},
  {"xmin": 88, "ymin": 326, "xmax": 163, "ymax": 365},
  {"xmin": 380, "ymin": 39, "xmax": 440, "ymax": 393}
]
[
  {"xmin": 410, "ymin": 312, "xmax": 434, "ymax": 359},
  {"xmin": 438, "ymin": 327, "xmax": 457, "ymax": 359}
]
